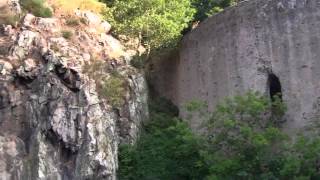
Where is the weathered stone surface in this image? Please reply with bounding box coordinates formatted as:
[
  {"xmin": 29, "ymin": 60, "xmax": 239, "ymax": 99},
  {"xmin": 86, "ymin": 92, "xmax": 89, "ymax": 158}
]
[
  {"xmin": 23, "ymin": 58, "xmax": 37, "ymax": 71},
  {"xmin": 0, "ymin": 135, "xmax": 27, "ymax": 180},
  {"xmin": 23, "ymin": 13, "xmax": 36, "ymax": 28},
  {"xmin": 0, "ymin": 60, "xmax": 13, "ymax": 75},
  {"xmin": 152, "ymin": 0, "xmax": 320, "ymax": 132},
  {"xmin": 0, "ymin": 5, "xmax": 149, "ymax": 180},
  {"xmin": 11, "ymin": 30, "xmax": 38, "ymax": 59},
  {"xmin": 101, "ymin": 21, "xmax": 112, "ymax": 34},
  {"xmin": 7, "ymin": 0, "xmax": 21, "ymax": 14},
  {"xmin": 118, "ymin": 74, "xmax": 149, "ymax": 144},
  {"xmin": 37, "ymin": 17, "xmax": 60, "ymax": 32}
]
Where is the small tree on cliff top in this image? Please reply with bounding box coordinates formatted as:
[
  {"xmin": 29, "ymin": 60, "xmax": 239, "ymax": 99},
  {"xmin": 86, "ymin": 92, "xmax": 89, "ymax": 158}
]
[{"xmin": 103, "ymin": 0, "xmax": 196, "ymax": 50}]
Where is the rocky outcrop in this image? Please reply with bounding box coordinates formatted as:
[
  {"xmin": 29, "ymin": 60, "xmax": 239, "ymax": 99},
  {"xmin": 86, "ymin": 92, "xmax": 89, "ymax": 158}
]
[
  {"xmin": 151, "ymin": 0, "xmax": 320, "ymax": 132},
  {"xmin": 0, "ymin": 8, "xmax": 148, "ymax": 180}
]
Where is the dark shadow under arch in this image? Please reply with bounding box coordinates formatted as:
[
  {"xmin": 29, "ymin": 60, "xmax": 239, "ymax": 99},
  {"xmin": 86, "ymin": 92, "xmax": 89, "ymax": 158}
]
[{"xmin": 268, "ymin": 73, "xmax": 282, "ymax": 101}]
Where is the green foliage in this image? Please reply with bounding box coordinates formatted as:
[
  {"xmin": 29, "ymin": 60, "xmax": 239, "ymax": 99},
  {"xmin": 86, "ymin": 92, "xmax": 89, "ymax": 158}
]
[
  {"xmin": 191, "ymin": 0, "xmax": 238, "ymax": 21},
  {"xmin": 102, "ymin": 73, "xmax": 126, "ymax": 107},
  {"xmin": 0, "ymin": 14, "xmax": 20, "ymax": 27},
  {"xmin": 79, "ymin": 17, "xmax": 88, "ymax": 25},
  {"xmin": 21, "ymin": 0, "xmax": 53, "ymax": 18},
  {"xmin": 202, "ymin": 92, "xmax": 288, "ymax": 179},
  {"xmin": 280, "ymin": 136, "xmax": 320, "ymax": 179},
  {"xmin": 102, "ymin": 0, "xmax": 196, "ymax": 49},
  {"xmin": 130, "ymin": 54, "xmax": 147, "ymax": 69},
  {"xmin": 119, "ymin": 122, "xmax": 207, "ymax": 180},
  {"xmin": 148, "ymin": 97, "xmax": 179, "ymax": 117},
  {"xmin": 82, "ymin": 59, "xmax": 126, "ymax": 107},
  {"xmin": 201, "ymin": 92, "xmax": 320, "ymax": 179},
  {"xmin": 208, "ymin": 92, "xmax": 286, "ymax": 130},
  {"xmin": 119, "ymin": 92, "xmax": 320, "ymax": 179},
  {"xmin": 61, "ymin": 30, "xmax": 73, "ymax": 39},
  {"xmin": 0, "ymin": 4, "xmax": 20, "ymax": 27},
  {"xmin": 118, "ymin": 97, "xmax": 207, "ymax": 180},
  {"xmin": 65, "ymin": 18, "xmax": 80, "ymax": 26}
]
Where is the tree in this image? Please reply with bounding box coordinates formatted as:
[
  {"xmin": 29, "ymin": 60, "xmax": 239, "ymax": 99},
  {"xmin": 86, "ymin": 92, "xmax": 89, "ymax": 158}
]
[
  {"xmin": 201, "ymin": 92, "xmax": 287, "ymax": 179},
  {"xmin": 191, "ymin": 0, "xmax": 238, "ymax": 21},
  {"xmin": 102, "ymin": 0, "xmax": 196, "ymax": 49},
  {"xmin": 118, "ymin": 98, "xmax": 207, "ymax": 180}
]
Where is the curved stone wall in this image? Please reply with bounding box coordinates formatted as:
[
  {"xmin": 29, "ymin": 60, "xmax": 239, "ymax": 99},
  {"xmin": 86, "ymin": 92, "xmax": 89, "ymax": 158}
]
[{"xmin": 155, "ymin": 0, "xmax": 320, "ymax": 132}]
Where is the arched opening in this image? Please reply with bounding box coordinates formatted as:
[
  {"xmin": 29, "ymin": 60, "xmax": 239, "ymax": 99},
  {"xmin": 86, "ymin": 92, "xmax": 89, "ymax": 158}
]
[{"xmin": 268, "ymin": 73, "xmax": 282, "ymax": 101}]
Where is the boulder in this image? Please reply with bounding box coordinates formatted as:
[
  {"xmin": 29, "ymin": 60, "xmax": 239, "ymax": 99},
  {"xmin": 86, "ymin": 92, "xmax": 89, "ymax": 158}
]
[
  {"xmin": 37, "ymin": 17, "xmax": 60, "ymax": 32},
  {"xmin": 23, "ymin": 58, "xmax": 37, "ymax": 72},
  {"xmin": 83, "ymin": 11, "xmax": 101, "ymax": 26},
  {"xmin": 7, "ymin": 0, "xmax": 21, "ymax": 14},
  {"xmin": 23, "ymin": 14, "xmax": 36, "ymax": 28},
  {"xmin": 0, "ymin": 60, "xmax": 13, "ymax": 75},
  {"xmin": 101, "ymin": 21, "xmax": 111, "ymax": 33}
]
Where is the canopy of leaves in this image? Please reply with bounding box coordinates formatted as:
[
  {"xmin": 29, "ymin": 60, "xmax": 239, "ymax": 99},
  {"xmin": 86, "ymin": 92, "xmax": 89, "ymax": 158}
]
[
  {"xmin": 191, "ymin": 0, "xmax": 238, "ymax": 21},
  {"xmin": 119, "ymin": 93, "xmax": 320, "ymax": 179},
  {"xmin": 118, "ymin": 98, "xmax": 207, "ymax": 180},
  {"xmin": 102, "ymin": 0, "xmax": 196, "ymax": 49}
]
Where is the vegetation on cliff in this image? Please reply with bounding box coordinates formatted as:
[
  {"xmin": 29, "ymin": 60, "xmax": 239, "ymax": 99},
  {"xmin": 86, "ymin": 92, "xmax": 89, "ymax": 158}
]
[
  {"xmin": 102, "ymin": 0, "xmax": 196, "ymax": 50},
  {"xmin": 101, "ymin": 0, "xmax": 241, "ymax": 64},
  {"xmin": 21, "ymin": 0, "xmax": 53, "ymax": 17}
]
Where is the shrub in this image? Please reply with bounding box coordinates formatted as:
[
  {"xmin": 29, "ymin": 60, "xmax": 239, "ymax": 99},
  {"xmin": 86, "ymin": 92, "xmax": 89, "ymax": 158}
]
[
  {"xmin": 82, "ymin": 59, "xmax": 107, "ymax": 81},
  {"xmin": 119, "ymin": 92, "xmax": 320, "ymax": 179},
  {"xmin": 130, "ymin": 54, "xmax": 146, "ymax": 69},
  {"xmin": 21, "ymin": 0, "xmax": 53, "ymax": 18},
  {"xmin": 0, "ymin": 14, "xmax": 20, "ymax": 27},
  {"xmin": 50, "ymin": 43, "xmax": 60, "ymax": 52},
  {"xmin": 202, "ymin": 92, "xmax": 288, "ymax": 179},
  {"xmin": 201, "ymin": 92, "xmax": 320, "ymax": 179},
  {"xmin": 61, "ymin": 30, "xmax": 73, "ymax": 39},
  {"xmin": 118, "ymin": 97, "xmax": 207, "ymax": 179},
  {"xmin": 83, "ymin": 59, "xmax": 127, "ymax": 107},
  {"xmin": 79, "ymin": 17, "xmax": 88, "ymax": 25},
  {"xmin": 65, "ymin": 18, "xmax": 80, "ymax": 26},
  {"xmin": 0, "ymin": 5, "xmax": 20, "ymax": 26},
  {"xmin": 101, "ymin": 74, "xmax": 127, "ymax": 107}
]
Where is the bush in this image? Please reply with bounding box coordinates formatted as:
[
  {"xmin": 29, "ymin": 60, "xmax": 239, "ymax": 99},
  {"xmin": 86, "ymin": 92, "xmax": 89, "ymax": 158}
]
[
  {"xmin": 61, "ymin": 30, "xmax": 73, "ymax": 39},
  {"xmin": 119, "ymin": 92, "xmax": 320, "ymax": 179},
  {"xmin": 21, "ymin": 0, "xmax": 53, "ymax": 18},
  {"xmin": 130, "ymin": 54, "xmax": 147, "ymax": 69},
  {"xmin": 0, "ymin": 14, "xmax": 20, "ymax": 27},
  {"xmin": 201, "ymin": 92, "xmax": 320, "ymax": 179},
  {"xmin": 138, "ymin": 123, "xmax": 206, "ymax": 179},
  {"xmin": 101, "ymin": 74, "xmax": 127, "ymax": 107},
  {"xmin": 82, "ymin": 59, "xmax": 127, "ymax": 108},
  {"xmin": 79, "ymin": 17, "xmax": 88, "ymax": 25},
  {"xmin": 65, "ymin": 18, "xmax": 80, "ymax": 26},
  {"xmin": 118, "ymin": 98, "xmax": 207, "ymax": 179}
]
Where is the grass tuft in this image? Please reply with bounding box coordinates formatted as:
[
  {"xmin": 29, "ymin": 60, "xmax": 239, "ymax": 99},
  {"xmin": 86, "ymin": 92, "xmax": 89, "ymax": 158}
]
[{"xmin": 61, "ymin": 30, "xmax": 73, "ymax": 39}]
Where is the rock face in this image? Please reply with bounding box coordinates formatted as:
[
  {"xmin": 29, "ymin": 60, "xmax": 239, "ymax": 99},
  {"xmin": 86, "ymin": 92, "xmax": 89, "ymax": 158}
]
[
  {"xmin": 0, "ymin": 9, "xmax": 148, "ymax": 180},
  {"xmin": 152, "ymin": 0, "xmax": 320, "ymax": 132}
]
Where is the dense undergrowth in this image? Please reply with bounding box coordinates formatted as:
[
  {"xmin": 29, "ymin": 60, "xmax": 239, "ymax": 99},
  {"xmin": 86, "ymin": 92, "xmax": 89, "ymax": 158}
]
[{"xmin": 119, "ymin": 92, "xmax": 320, "ymax": 180}]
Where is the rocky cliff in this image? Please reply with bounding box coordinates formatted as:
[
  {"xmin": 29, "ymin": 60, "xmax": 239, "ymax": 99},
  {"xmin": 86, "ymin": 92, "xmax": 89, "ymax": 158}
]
[
  {"xmin": 151, "ymin": 0, "xmax": 320, "ymax": 132},
  {"xmin": 0, "ymin": 1, "xmax": 148, "ymax": 179}
]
